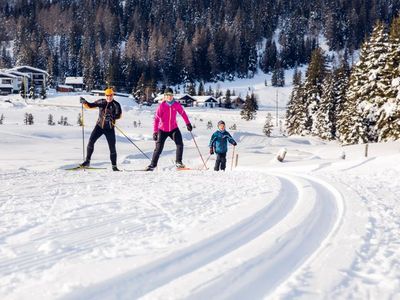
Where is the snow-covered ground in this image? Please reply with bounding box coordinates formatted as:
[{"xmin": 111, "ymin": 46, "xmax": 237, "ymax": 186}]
[{"xmin": 1, "ymin": 93, "xmax": 400, "ymax": 299}]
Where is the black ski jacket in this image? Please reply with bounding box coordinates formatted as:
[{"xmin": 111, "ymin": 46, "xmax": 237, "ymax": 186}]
[{"xmin": 85, "ymin": 99, "xmax": 122, "ymax": 129}]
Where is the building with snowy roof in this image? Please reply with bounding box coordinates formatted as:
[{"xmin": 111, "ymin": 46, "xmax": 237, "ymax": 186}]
[
  {"xmin": 65, "ymin": 77, "xmax": 84, "ymax": 91},
  {"xmin": 10, "ymin": 66, "xmax": 49, "ymax": 89},
  {"xmin": 154, "ymin": 93, "xmax": 196, "ymax": 107},
  {"xmin": 0, "ymin": 72, "xmax": 18, "ymax": 95},
  {"xmin": 193, "ymin": 96, "xmax": 218, "ymax": 108}
]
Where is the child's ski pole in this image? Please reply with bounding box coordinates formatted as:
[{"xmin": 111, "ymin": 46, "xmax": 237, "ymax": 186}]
[
  {"xmin": 81, "ymin": 103, "xmax": 85, "ymax": 161},
  {"xmin": 201, "ymin": 154, "xmax": 211, "ymax": 170},
  {"xmin": 231, "ymin": 145, "xmax": 236, "ymax": 171}
]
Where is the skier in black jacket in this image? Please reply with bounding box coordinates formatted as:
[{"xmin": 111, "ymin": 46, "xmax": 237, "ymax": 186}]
[{"xmin": 79, "ymin": 88, "xmax": 122, "ymax": 171}]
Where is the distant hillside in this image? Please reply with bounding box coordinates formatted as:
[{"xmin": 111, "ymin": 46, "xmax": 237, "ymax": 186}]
[{"xmin": 0, "ymin": 0, "xmax": 399, "ymax": 92}]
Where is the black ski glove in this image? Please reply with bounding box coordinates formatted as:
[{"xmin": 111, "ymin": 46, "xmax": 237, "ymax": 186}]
[
  {"xmin": 80, "ymin": 97, "xmax": 87, "ymax": 104},
  {"xmin": 186, "ymin": 123, "xmax": 193, "ymax": 132},
  {"xmin": 153, "ymin": 132, "xmax": 158, "ymax": 141},
  {"xmin": 232, "ymin": 142, "xmax": 237, "ymax": 146},
  {"xmin": 210, "ymin": 147, "xmax": 214, "ymax": 155}
]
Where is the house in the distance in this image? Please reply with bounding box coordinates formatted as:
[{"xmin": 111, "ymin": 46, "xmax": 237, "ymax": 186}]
[
  {"xmin": 0, "ymin": 72, "xmax": 17, "ymax": 95},
  {"xmin": 154, "ymin": 93, "xmax": 196, "ymax": 107},
  {"xmin": 6, "ymin": 70, "xmax": 30, "ymax": 93},
  {"xmin": 193, "ymin": 96, "xmax": 218, "ymax": 108},
  {"xmin": 10, "ymin": 66, "xmax": 49, "ymax": 89},
  {"xmin": 232, "ymin": 96, "xmax": 245, "ymax": 109},
  {"xmin": 65, "ymin": 77, "xmax": 84, "ymax": 91},
  {"xmin": 57, "ymin": 85, "xmax": 74, "ymax": 93}
]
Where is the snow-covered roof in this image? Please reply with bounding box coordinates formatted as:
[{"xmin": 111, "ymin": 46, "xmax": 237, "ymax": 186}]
[
  {"xmin": 11, "ymin": 66, "xmax": 49, "ymax": 76},
  {"xmin": 193, "ymin": 96, "xmax": 218, "ymax": 103},
  {"xmin": 57, "ymin": 84, "xmax": 74, "ymax": 89},
  {"xmin": 65, "ymin": 77, "xmax": 84, "ymax": 85},
  {"xmin": 0, "ymin": 72, "xmax": 17, "ymax": 79},
  {"xmin": 6, "ymin": 70, "xmax": 30, "ymax": 78},
  {"xmin": 154, "ymin": 93, "xmax": 195, "ymax": 101}
]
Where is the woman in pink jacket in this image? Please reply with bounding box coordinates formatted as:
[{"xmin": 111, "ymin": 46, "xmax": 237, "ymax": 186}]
[{"xmin": 145, "ymin": 87, "xmax": 192, "ymax": 171}]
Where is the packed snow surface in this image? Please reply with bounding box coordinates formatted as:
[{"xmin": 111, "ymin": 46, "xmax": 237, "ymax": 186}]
[{"xmin": 1, "ymin": 93, "xmax": 399, "ymax": 299}]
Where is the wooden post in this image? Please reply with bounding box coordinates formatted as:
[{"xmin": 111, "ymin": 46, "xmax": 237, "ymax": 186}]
[
  {"xmin": 365, "ymin": 143, "xmax": 369, "ymax": 158},
  {"xmin": 235, "ymin": 154, "xmax": 239, "ymax": 168},
  {"xmin": 277, "ymin": 148, "xmax": 287, "ymax": 162}
]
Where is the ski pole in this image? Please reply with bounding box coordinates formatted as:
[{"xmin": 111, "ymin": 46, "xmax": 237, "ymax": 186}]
[
  {"xmin": 200, "ymin": 154, "xmax": 211, "ymax": 170},
  {"xmin": 231, "ymin": 145, "xmax": 236, "ymax": 171},
  {"xmin": 81, "ymin": 103, "xmax": 85, "ymax": 161},
  {"xmin": 190, "ymin": 131, "xmax": 207, "ymax": 170},
  {"xmin": 113, "ymin": 123, "xmax": 151, "ymax": 161}
]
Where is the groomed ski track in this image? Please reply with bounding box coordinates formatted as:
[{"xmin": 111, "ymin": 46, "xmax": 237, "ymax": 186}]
[{"xmin": 60, "ymin": 171, "xmax": 344, "ymax": 300}]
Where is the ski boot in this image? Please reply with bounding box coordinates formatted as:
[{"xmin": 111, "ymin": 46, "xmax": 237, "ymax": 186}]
[
  {"xmin": 79, "ymin": 160, "xmax": 90, "ymax": 168},
  {"xmin": 175, "ymin": 162, "xmax": 186, "ymax": 169},
  {"xmin": 112, "ymin": 165, "xmax": 121, "ymax": 172},
  {"xmin": 144, "ymin": 165, "xmax": 155, "ymax": 171}
]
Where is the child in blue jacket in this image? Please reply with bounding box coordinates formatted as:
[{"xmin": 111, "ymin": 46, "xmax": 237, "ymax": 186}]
[{"xmin": 209, "ymin": 120, "xmax": 237, "ymax": 171}]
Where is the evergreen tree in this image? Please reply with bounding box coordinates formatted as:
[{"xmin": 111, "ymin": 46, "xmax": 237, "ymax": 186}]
[
  {"xmin": 206, "ymin": 85, "xmax": 214, "ymax": 96},
  {"xmin": 263, "ymin": 113, "xmax": 274, "ymax": 136},
  {"xmin": 342, "ymin": 22, "xmax": 389, "ymax": 144},
  {"xmin": 187, "ymin": 82, "xmax": 196, "ymax": 96},
  {"xmin": 334, "ymin": 57, "xmax": 351, "ymax": 141},
  {"xmin": 20, "ymin": 81, "xmax": 27, "ymax": 99},
  {"xmin": 292, "ymin": 67, "xmax": 302, "ymax": 86},
  {"xmin": 0, "ymin": 46, "xmax": 12, "ymax": 68},
  {"xmin": 302, "ymin": 47, "xmax": 327, "ymax": 134},
  {"xmin": 28, "ymin": 113, "xmax": 34, "ymax": 125},
  {"xmin": 48, "ymin": 114, "xmax": 55, "ymax": 126},
  {"xmin": 260, "ymin": 40, "xmax": 277, "ymax": 73},
  {"xmin": 241, "ymin": 93, "xmax": 258, "ymax": 121},
  {"xmin": 224, "ymin": 89, "xmax": 232, "ymax": 109},
  {"xmin": 286, "ymin": 72, "xmax": 308, "ymax": 135},
  {"xmin": 313, "ymin": 71, "xmax": 336, "ymax": 139},
  {"xmin": 40, "ymin": 83, "xmax": 46, "ymax": 99},
  {"xmin": 271, "ymin": 60, "xmax": 285, "ymax": 87},
  {"xmin": 198, "ymin": 81, "xmax": 205, "ymax": 96},
  {"xmin": 376, "ymin": 17, "xmax": 400, "ymax": 141},
  {"xmin": 24, "ymin": 113, "xmax": 29, "ymax": 125}
]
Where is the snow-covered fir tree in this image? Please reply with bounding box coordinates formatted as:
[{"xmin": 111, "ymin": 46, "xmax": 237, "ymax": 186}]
[
  {"xmin": 313, "ymin": 70, "xmax": 336, "ymax": 139},
  {"xmin": 334, "ymin": 57, "xmax": 351, "ymax": 141},
  {"xmin": 286, "ymin": 71, "xmax": 308, "ymax": 135},
  {"xmin": 302, "ymin": 47, "xmax": 327, "ymax": 134},
  {"xmin": 271, "ymin": 60, "xmax": 285, "ymax": 87},
  {"xmin": 263, "ymin": 113, "xmax": 274, "ymax": 136},
  {"xmin": 224, "ymin": 89, "xmax": 232, "ymax": 109},
  {"xmin": 240, "ymin": 93, "xmax": 258, "ymax": 121},
  {"xmin": 48, "ymin": 114, "xmax": 55, "ymax": 126},
  {"xmin": 376, "ymin": 17, "xmax": 400, "ymax": 141},
  {"xmin": 343, "ymin": 22, "xmax": 389, "ymax": 144}
]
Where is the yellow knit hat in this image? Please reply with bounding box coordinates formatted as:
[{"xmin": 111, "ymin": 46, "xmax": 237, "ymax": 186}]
[{"xmin": 105, "ymin": 88, "xmax": 114, "ymax": 96}]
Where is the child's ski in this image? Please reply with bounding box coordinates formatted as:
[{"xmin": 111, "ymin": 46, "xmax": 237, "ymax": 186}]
[{"xmin": 65, "ymin": 166, "xmax": 107, "ymax": 171}]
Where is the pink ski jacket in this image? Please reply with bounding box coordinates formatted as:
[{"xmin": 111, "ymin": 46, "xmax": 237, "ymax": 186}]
[{"xmin": 153, "ymin": 100, "xmax": 190, "ymax": 133}]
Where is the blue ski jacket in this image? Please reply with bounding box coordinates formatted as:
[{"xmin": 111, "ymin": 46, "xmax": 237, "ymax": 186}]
[{"xmin": 209, "ymin": 130, "xmax": 237, "ymax": 154}]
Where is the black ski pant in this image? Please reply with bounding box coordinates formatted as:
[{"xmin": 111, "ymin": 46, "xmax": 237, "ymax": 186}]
[
  {"xmin": 150, "ymin": 128, "xmax": 183, "ymax": 167},
  {"xmin": 214, "ymin": 152, "xmax": 227, "ymax": 171},
  {"xmin": 86, "ymin": 125, "xmax": 117, "ymax": 165}
]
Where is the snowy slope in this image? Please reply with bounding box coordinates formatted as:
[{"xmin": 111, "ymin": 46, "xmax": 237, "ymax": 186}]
[{"xmin": 1, "ymin": 93, "xmax": 400, "ymax": 299}]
